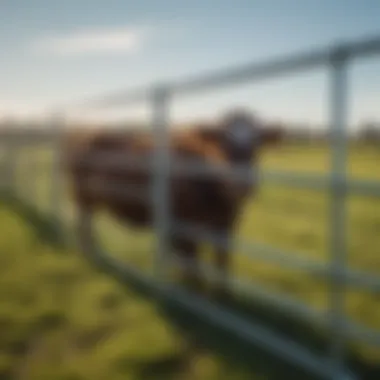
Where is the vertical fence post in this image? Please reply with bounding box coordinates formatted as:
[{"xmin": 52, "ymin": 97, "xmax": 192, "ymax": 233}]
[
  {"xmin": 50, "ymin": 111, "xmax": 65, "ymax": 234},
  {"xmin": 327, "ymin": 47, "xmax": 350, "ymax": 380},
  {"xmin": 152, "ymin": 85, "xmax": 171, "ymax": 286}
]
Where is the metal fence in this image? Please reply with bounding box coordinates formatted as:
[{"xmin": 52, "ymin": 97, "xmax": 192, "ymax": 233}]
[{"xmin": 2, "ymin": 34, "xmax": 380, "ymax": 380}]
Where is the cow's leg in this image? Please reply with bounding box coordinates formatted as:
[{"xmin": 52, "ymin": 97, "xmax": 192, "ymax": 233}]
[
  {"xmin": 214, "ymin": 233, "xmax": 232, "ymax": 301},
  {"xmin": 172, "ymin": 237, "xmax": 203, "ymax": 294}
]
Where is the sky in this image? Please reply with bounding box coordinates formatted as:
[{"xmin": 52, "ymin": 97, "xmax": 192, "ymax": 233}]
[{"xmin": 1, "ymin": 0, "xmax": 380, "ymax": 129}]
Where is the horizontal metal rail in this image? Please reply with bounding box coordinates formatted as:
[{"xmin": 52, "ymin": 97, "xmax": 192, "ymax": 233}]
[
  {"xmin": 169, "ymin": 253, "xmax": 380, "ymax": 347},
  {"xmin": 67, "ymin": 150, "xmax": 380, "ymax": 197},
  {"xmin": 78, "ymin": 179, "xmax": 380, "ymax": 294},
  {"xmin": 165, "ymin": 286, "xmax": 356, "ymax": 380},
  {"xmin": 80, "ymin": 240, "xmax": 356, "ymax": 380},
  {"xmin": 5, "ymin": 141, "xmax": 380, "ymax": 197},
  {"xmin": 173, "ymin": 221, "xmax": 380, "ymax": 293},
  {"xmin": 54, "ymin": 34, "xmax": 380, "ymax": 109},
  {"xmin": 167, "ymin": 35, "xmax": 380, "ymax": 97}
]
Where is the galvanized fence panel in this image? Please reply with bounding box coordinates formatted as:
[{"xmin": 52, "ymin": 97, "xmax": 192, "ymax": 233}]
[{"xmin": 1, "ymin": 34, "xmax": 380, "ymax": 380}]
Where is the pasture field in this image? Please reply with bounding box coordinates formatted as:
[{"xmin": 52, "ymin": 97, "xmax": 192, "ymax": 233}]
[{"xmin": 0, "ymin": 140, "xmax": 379, "ymax": 379}]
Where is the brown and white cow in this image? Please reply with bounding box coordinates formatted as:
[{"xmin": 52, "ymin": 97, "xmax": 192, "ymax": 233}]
[{"xmin": 64, "ymin": 109, "xmax": 283, "ymax": 298}]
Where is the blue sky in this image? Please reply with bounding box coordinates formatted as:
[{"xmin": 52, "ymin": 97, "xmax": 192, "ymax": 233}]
[{"xmin": 1, "ymin": 0, "xmax": 380, "ymax": 128}]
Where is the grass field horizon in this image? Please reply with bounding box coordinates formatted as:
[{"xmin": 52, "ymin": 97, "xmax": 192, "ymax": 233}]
[{"xmin": 1, "ymin": 139, "xmax": 379, "ymax": 379}]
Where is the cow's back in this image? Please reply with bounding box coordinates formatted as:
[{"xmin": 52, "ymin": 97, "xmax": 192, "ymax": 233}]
[{"xmin": 66, "ymin": 128, "xmax": 237, "ymax": 230}]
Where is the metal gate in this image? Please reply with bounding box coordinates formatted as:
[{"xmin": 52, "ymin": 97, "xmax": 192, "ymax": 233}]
[{"xmin": 1, "ymin": 34, "xmax": 380, "ymax": 380}]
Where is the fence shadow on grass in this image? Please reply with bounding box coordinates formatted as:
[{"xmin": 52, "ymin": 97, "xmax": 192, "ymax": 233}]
[
  {"xmin": 0, "ymin": 193, "xmax": 68, "ymax": 250},
  {"xmin": 2, "ymin": 195, "xmax": 379, "ymax": 380}
]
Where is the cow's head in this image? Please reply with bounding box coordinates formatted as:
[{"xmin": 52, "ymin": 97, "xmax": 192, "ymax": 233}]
[
  {"xmin": 220, "ymin": 109, "xmax": 282, "ymax": 164},
  {"xmin": 200, "ymin": 109, "xmax": 283, "ymax": 203}
]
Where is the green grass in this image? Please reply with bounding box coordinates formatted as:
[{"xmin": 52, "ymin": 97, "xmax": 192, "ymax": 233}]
[
  {"xmin": 1, "ymin": 203, "xmax": 259, "ymax": 380},
  {"xmin": 1, "ymin": 141, "xmax": 380, "ymax": 379}
]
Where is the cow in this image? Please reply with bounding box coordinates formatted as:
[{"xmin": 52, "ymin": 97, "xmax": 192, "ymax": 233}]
[{"xmin": 64, "ymin": 109, "xmax": 283, "ymax": 299}]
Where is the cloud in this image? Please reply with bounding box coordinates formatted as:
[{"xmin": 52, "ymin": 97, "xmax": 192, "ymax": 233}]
[{"xmin": 29, "ymin": 26, "xmax": 148, "ymax": 56}]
